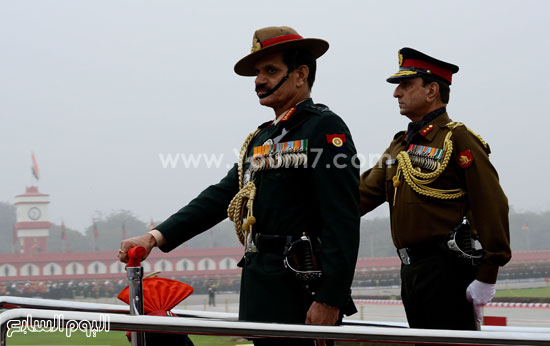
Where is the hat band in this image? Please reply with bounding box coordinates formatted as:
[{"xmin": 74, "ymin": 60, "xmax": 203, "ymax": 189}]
[
  {"xmin": 402, "ymin": 59, "xmax": 453, "ymax": 84},
  {"xmin": 261, "ymin": 34, "xmax": 303, "ymax": 48}
]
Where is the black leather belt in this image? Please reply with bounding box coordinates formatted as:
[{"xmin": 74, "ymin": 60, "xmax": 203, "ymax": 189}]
[
  {"xmin": 253, "ymin": 234, "xmax": 322, "ymax": 254},
  {"xmin": 397, "ymin": 237, "xmax": 448, "ymax": 265},
  {"xmin": 254, "ymin": 234, "xmax": 297, "ymax": 254}
]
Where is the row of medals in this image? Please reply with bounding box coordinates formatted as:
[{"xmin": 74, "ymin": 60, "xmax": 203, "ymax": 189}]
[
  {"xmin": 406, "ymin": 144, "xmax": 444, "ymax": 171},
  {"xmin": 409, "ymin": 154, "xmax": 441, "ymax": 171},
  {"xmin": 243, "ymin": 138, "xmax": 308, "ymax": 185}
]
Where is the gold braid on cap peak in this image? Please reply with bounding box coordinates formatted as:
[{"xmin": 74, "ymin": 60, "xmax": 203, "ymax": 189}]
[
  {"xmin": 392, "ymin": 130, "xmax": 465, "ymax": 203},
  {"xmin": 227, "ymin": 129, "xmax": 261, "ymax": 246}
]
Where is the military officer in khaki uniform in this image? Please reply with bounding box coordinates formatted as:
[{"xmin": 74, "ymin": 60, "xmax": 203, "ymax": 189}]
[
  {"xmin": 119, "ymin": 27, "xmax": 360, "ymax": 345},
  {"xmin": 359, "ymin": 48, "xmax": 511, "ymax": 330}
]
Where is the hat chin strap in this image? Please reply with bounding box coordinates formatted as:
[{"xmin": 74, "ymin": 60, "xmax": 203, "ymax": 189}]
[{"xmin": 258, "ymin": 70, "xmax": 291, "ymax": 99}]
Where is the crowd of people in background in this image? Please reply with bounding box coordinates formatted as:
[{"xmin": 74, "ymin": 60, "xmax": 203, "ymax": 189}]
[
  {"xmin": 0, "ymin": 277, "xmax": 240, "ymax": 300},
  {"xmin": 1, "ymin": 260, "xmax": 547, "ymax": 301}
]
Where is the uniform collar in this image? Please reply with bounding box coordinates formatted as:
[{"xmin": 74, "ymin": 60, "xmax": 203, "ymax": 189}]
[
  {"xmin": 406, "ymin": 107, "xmax": 446, "ymax": 141},
  {"xmin": 417, "ymin": 112, "xmax": 451, "ymax": 142},
  {"xmin": 266, "ymin": 98, "xmax": 313, "ymax": 128},
  {"xmin": 272, "ymin": 98, "xmax": 310, "ymax": 126}
]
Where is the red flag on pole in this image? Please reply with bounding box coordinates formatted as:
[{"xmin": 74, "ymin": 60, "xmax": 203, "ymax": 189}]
[
  {"xmin": 522, "ymin": 224, "xmax": 529, "ymax": 231},
  {"xmin": 31, "ymin": 152, "xmax": 40, "ymax": 180}
]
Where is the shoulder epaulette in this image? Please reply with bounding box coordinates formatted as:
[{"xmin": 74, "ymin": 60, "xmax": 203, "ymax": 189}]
[
  {"xmin": 306, "ymin": 103, "xmax": 331, "ymax": 113},
  {"xmin": 445, "ymin": 121, "xmax": 490, "ymax": 154},
  {"xmin": 393, "ymin": 130, "xmax": 406, "ymax": 140},
  {"xmin": 258, "ymin": 120, "xmax": 272, "ymax": 129}
]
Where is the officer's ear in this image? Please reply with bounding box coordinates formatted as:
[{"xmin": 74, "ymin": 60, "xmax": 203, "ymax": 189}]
[
  {"xmin": 294, "ymin": 64, "xmax": 309, "ymax": 89},
  {"xmin": 425, "ymin": 81, "xmax": 440, "ymax": 103}
]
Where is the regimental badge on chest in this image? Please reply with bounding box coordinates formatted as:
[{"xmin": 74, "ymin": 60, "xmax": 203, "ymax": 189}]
[
  {"xmin": 251, "ymin": 139, "xmax": 308, "ymax": 172},
  {"xmin": 406, "ymin": 144, "xmax": 445, "ymax": 171}
]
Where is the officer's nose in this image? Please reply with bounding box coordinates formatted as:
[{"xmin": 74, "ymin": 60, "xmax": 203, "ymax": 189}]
[
  {"xmin": 393, "ymin": 85, "xmax": 401, "ymax": 98},
  {"xmin": 255, "ymin": 72, "xmax": 266, "ymax": 87}
]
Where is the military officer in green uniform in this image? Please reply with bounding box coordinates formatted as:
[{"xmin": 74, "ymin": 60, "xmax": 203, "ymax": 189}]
[
  {"xmin": 119, "ymin": 26, "xmax": 360, "ymax": 345},
  {"xmin": 359, "ymin": 48, "xmax": 511, "ymax": 330}
]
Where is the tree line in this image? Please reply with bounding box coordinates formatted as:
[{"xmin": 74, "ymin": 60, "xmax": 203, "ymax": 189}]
[{"xmin": 0, "ymin": 201, "xmax": 548, "ymax": 256}]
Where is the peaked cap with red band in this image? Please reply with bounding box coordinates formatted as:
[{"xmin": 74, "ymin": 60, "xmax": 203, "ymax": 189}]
[
  {"xmin": 387, "ymin": 47, "xmax": 459, "ymax": 85},
  {"xmin": 234, "ymin": 26, "xmax": 329, "ymax": 76}
]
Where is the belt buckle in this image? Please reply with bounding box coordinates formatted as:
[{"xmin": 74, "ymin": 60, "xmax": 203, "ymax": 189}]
[{"xmin": 398, "ymin": 248, "xmax": 411, "ymax": 265}]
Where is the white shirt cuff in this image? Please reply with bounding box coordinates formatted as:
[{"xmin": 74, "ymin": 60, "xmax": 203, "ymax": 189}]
[{"xmin": 148, "ymin": 229, "xmax": 166, "ymax": 247}]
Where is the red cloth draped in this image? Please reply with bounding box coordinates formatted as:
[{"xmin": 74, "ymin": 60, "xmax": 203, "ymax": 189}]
[{"xmin": 118, "ymin": 277, "xmax": 194, "ymax": 314}]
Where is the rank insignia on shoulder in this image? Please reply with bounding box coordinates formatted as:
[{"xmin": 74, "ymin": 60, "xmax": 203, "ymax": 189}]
[
  {"xmin": 457, "ymin": 149, "xmax": 473, "ymax": 168},
  {"xmin": 326, "ymin": 134, "xmax": 346, "ymax": 147}
]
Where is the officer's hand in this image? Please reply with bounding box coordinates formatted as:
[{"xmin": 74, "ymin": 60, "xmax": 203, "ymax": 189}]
[
  {"xmin": 466, "ymin": 279, "xmax": 496, "ymax": 324},
  {"xmin": 306, "ymin": 301, "xmax": 339, "ymax": 346},
  {"xmin": 118, "ymin": 234, "xmax": 157, "ymax": 263}
]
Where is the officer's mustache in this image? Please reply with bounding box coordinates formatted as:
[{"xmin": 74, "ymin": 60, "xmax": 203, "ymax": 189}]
[
  {"xmin": 255, "ymin": 71, "xmax": 291, "ymax": 99},
  {"xmin": 255, "ymin": 84, "xmax": 269, "ymax": 94}
]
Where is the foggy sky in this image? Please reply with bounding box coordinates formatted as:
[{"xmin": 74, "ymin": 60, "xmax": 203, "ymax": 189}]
[{"xmin": 1, "ymin": 0, "xmax": 549, "ymax": 232}]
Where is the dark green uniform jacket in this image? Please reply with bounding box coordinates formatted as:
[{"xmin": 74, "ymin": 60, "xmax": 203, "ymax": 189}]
[
  {"xmin": 156, "ymin": 98, "xmax": 360, "ymax": 324},
  {"xmin": 359, "ymin": 112, "xmax": 511, "ymax": 283}
]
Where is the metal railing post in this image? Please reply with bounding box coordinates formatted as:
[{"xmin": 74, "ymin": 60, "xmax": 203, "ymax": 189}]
[
  {"xmin": 127, "ymin": 266, "xmax": 144, "ymax": 346},
  {"xmin": 1, "ymin": 319, "xmax": 6, "ymax": 346},
  {"xmin": 126, "ymin": 246, "xmax": 146, "ymax": 346}
]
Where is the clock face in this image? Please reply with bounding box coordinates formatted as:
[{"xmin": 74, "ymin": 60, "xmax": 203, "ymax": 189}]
[{"xmin": 28, "ymin": 207, "xmax": 41, "ymax": 220}]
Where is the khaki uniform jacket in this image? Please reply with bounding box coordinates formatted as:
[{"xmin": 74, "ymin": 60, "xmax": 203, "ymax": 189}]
[{"xmin": 359, "ymin": 112, "xmax": 511, "ymax": 283}]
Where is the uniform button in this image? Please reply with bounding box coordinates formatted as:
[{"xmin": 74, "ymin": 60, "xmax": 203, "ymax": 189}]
[{"xmin": 275, "ymin": 172, "xmax": 281, "ymax": 178}]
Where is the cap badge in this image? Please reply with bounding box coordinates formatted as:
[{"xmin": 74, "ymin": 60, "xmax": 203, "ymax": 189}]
[
  {"xmin": 398, "ymin": 52, "xmax": 404, "ymax": 67},
  {"xmin": 251, "ymin": 37, "xmax": 261, "ymax": 53}
]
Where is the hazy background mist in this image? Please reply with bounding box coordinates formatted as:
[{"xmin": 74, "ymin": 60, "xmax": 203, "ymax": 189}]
[{"xmin": 1, "ymin": 0, "xmax": 548, "ymax": 234}]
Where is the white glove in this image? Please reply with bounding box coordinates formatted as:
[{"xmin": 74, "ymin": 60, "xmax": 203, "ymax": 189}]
[{"xmin": 466, "ymin": 279, "xmax": 496, "ymax": 324}]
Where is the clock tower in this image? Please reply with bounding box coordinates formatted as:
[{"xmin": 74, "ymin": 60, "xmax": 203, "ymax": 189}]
[{"xmin": 14, "ymin": 186, "xmax": 51, "ymax": 256}]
